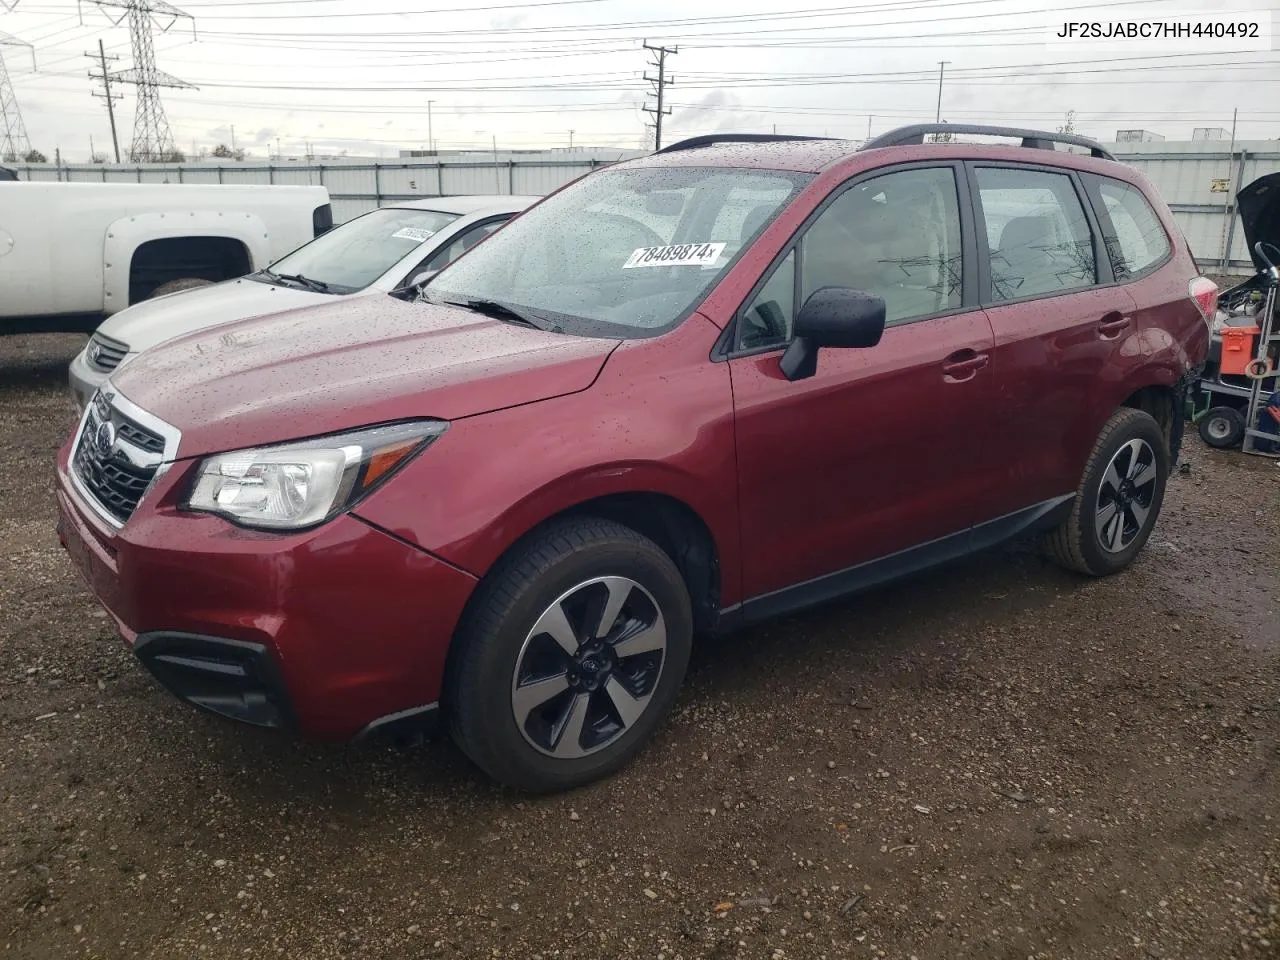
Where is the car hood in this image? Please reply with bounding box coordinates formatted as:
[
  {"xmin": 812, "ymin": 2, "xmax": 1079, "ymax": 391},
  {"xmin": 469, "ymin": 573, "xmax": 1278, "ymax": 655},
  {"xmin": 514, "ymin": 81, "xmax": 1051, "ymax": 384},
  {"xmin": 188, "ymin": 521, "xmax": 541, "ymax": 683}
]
[
  {"xmin": 97, "ymin": 277, "xmax": 339, "ymax": 355},
  {"xmin": 1237, "ymin": 173, "xmax": 1280, "ymax": 273},
  {"xmin": 110, "ymin": 295, "xmax": 620, "ymax": 458}
]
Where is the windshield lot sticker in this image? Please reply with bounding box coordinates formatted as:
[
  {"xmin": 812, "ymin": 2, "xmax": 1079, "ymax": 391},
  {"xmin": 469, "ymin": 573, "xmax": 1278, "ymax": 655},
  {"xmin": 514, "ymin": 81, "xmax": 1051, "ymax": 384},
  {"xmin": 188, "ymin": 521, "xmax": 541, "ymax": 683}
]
[
  {"xmin": 623, "ymin": 242, "xmax": 726, "ymax": 269},
  {"xmin": 392, "ymin": 226, "xmax": 437, "ymax": 243}
]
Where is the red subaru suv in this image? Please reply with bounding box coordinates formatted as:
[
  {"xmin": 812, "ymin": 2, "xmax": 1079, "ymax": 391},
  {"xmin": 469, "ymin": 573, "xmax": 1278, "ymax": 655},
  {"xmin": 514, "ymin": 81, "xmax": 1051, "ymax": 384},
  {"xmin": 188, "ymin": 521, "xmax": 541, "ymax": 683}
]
[{"xmin": 55, "ymin": 125, "xmax": 1216, "ymax": 792}]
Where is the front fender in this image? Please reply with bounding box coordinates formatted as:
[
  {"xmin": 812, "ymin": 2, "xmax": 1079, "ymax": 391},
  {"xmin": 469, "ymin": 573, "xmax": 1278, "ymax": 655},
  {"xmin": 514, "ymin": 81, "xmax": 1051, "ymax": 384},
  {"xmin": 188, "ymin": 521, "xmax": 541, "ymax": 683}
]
[{"xmin": 102, "ymin": 211, "xmax": 271, "ymax": 315}]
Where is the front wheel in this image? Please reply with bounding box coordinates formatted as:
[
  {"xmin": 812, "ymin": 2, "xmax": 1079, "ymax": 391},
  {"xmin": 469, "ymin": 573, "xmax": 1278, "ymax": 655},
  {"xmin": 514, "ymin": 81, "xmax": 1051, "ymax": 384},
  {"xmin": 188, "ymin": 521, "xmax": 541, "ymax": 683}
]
[
  {"xmin": 448, "ymin": 517, "xmax": 693, "ymax": 792},
  {"xmin": 1044, "ymin": 407, "xmax": 1169, "ymax": 577}
]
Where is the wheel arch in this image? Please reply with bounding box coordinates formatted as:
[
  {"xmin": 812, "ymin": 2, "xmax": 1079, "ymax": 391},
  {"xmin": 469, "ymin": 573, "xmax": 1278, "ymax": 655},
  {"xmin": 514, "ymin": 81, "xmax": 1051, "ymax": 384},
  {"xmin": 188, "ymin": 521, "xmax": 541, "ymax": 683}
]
[
  {"xmin": 470, "ymin": 490, "xmax": 724, "ymax": 638},
  {"xmin": 102, "ymin": 210, "xmax": 270, "ymax": 312}
]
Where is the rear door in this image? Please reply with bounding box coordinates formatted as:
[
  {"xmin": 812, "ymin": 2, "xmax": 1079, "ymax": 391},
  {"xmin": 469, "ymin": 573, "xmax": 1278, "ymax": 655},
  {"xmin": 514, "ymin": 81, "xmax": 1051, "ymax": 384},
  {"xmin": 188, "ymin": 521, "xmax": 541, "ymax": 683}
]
[
  {"xmin": 728, "ymin": 163, "xmax": 999, "ymax": 604},
  {"xmin": 970, "ymin": 163, "xmax": 1124, "ymax": 514}
]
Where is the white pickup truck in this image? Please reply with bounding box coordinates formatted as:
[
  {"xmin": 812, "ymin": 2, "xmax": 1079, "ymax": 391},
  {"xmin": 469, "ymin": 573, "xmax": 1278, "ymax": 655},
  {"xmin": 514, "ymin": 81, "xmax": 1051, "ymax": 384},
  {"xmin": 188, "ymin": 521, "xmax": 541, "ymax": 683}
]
[{"xmin": 0, "ymin": 181, "xmax": 332, "ymax": 334}]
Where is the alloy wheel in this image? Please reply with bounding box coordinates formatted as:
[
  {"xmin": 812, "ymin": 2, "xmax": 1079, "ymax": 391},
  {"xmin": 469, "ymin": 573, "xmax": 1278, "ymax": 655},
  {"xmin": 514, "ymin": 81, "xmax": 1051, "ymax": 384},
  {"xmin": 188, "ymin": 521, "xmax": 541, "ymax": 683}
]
[
  {"xmin": 510, "ymin": 576, "xmax": 667, "ymax": 759},
  {"xmin": 1095, "ymin": 437, "xmax": 1159, "ymax": 554}
]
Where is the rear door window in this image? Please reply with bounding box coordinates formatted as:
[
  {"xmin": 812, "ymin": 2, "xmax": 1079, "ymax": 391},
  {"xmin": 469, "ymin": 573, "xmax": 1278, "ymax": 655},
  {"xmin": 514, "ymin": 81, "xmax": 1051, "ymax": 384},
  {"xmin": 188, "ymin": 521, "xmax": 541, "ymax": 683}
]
[{"xmin": 974, "ymin": 166, "xmax": 1097, "ymax": 302}]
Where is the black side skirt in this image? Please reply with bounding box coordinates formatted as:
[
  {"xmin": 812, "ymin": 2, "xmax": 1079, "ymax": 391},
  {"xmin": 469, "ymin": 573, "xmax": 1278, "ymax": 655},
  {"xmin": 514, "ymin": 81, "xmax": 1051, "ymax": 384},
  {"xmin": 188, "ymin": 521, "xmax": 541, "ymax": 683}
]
[{"xmin": 719, "ymin": 494, "xmax": 1074, "ymax": 630}]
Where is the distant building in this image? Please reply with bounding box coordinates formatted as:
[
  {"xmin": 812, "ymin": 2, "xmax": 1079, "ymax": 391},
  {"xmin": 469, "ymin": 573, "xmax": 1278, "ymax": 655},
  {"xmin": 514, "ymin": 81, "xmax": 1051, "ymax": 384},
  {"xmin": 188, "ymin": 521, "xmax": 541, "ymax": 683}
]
[
  {"xmin": 1191, "ymin": 127, "xmax": 1231, "ymax": 141},
  {"xmin": 1116, "ymin": 129, "xmax": 1166, "ymax": 143}
]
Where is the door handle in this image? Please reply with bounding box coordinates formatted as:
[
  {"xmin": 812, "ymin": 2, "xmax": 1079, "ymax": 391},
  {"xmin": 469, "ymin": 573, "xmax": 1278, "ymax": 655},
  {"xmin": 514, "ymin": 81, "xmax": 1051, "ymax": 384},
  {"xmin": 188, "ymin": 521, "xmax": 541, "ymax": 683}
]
[
  {"xmin": 1098, "ymin": 312, "xmax": 1132, "ymax": 337},
  {"xmin": 942, "ymin": 350, "xmax": 988, "ymax": 386},
  {"xmin": 941, "ymin": 349, "xmax": 990, "ymax": 382}
]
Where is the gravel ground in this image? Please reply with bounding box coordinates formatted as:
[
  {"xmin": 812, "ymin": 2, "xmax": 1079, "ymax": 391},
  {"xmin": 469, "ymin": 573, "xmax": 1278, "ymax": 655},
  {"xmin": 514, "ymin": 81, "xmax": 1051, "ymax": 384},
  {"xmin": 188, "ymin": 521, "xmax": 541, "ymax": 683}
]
[{"xmin": 2, "ymin": 333, "xmax": 1278, "ymax": 960}]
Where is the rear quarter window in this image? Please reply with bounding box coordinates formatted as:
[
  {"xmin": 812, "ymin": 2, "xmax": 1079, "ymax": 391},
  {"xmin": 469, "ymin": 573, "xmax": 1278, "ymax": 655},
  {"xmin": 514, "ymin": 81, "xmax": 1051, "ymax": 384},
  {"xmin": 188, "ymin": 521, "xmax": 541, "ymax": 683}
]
[{"xmin": 1087, "ymin": 176, "xmax": 1171, "ymax": 280}]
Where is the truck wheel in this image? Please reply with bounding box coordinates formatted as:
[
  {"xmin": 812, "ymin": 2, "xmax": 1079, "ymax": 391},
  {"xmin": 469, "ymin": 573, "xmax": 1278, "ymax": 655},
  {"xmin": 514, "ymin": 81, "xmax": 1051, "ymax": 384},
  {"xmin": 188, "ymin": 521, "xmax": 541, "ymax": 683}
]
[
  {"xmin": 1196, "ymin": 406, "xmax": 1244, "ymax": 449},
  {"xmin": 1044, "ymin": 407, "xmax": 1169, "ymax": 577},
  {"xmin": 150, "ymin": 277, "xmax": 213, "ymax": 299},
  {"xmin": 448, "ymin": 517, "xmax": 693, "ymax": 793}
]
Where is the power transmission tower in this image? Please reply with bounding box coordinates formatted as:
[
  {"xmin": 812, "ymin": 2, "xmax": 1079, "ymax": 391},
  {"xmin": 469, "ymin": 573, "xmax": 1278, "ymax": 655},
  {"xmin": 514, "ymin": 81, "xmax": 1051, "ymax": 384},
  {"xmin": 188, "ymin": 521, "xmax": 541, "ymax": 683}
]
[
  {"xmin": 85, "ymin": 0, "xmax": 197, "ymax": 162},
  {"xmin": 641, "ymin": 40, "xmax": 676, "ymax": 151},
  {"xmin": 87, "ymin": 38, "xmax": 122, "ymax": 162},
  {"xmin": 0, "ymin": 28, "xmax": 33, "ymax": 162}
]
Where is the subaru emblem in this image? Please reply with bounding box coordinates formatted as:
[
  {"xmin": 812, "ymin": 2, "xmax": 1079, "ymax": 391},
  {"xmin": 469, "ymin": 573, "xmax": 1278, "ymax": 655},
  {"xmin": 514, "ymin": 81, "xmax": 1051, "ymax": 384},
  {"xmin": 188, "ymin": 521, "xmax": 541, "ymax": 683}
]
[{"xmin": 93, "ymin": 420, "xmax": 117, "ymax": 460}]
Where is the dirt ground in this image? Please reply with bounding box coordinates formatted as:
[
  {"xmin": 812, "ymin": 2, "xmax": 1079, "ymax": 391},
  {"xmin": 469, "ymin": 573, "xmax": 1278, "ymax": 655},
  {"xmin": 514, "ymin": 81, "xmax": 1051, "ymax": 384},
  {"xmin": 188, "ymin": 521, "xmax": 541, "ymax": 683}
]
[{"xmin": 2, "ymin": 333, "xmax": 1278, "ymax": 960}]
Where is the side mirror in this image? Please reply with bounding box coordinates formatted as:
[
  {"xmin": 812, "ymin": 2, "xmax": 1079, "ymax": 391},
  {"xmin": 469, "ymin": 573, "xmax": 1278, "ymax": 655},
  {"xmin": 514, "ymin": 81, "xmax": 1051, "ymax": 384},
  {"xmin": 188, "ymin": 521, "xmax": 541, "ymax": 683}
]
[{"xmin": 779, "ymin": 287, "xmax": 886, "ymax": 381}]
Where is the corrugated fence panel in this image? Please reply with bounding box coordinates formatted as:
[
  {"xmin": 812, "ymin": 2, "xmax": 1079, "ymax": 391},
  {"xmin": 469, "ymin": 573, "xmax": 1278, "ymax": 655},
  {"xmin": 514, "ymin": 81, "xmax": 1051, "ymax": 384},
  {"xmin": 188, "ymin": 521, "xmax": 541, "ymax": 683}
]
[
  {"xmin": 219, "ymin": 168, "xmax": 274, "ymax": 185},
  {"xmin": 440, "ymin": 164, "xmax": 509, "ymax": 196},
  {"xmin": 330, "ymin": 198, "xmax": 375, "ymax": 222},
  {"xmin": 180, "ymin": 168, "xmax": 222, "ymax": 184},
  {"xmin": 511, "ymin": 162, "xmax": 591, "ymax": 195},
  {"xmin": 268, "ymin": 167, "xmax": 321, "ymax": 187},
  {"xmin": 376, "ymin": 165, "xmax": 444, "ymax": 201},
  {"xmin": 318, "ymin": 166, "xmax": 378, "ymax": 202}
]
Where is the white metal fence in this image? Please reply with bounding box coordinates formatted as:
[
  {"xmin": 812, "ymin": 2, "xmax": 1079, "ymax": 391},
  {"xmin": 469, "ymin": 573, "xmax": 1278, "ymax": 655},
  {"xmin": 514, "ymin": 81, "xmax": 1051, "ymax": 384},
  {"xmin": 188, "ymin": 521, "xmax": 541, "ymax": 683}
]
[
  {"xmin": 9, "ymin": 156, "xmax": 623, "ymax": 223},
  {"xmin": 10, "ymin": 140, "xmax": 1275, "ymax": 273}
]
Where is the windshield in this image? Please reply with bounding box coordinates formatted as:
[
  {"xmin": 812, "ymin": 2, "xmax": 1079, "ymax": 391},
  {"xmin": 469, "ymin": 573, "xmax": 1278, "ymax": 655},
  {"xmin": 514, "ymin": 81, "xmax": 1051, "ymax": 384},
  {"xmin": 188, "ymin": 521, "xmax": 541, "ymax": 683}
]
[
  {"xmin": 428, "ymin": 166, "xmax": 811, "ymax": 337},
  {"xmin": 257, "ymin": 207, "xmax": 460, "ymax": 293}
]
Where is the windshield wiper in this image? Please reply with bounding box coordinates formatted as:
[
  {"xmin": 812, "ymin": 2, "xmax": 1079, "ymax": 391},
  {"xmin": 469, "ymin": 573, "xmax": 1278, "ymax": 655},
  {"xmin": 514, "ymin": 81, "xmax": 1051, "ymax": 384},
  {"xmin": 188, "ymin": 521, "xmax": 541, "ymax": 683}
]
[
  {"xmin": 269, "ymin": 271, "xmax": 330, "ymax": 293},
  {"xmin": 440, "ymin": 297, "xmax": 561, "ymax": 333}
]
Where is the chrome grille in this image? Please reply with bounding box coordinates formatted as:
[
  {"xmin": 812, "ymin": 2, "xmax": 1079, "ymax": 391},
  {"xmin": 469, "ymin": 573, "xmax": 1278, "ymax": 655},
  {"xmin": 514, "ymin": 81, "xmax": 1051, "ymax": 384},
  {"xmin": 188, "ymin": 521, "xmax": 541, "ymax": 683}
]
[
  {"xmin": 71, "ymin": 391, "xmax": 175, "ymax": 526},
  {"xmin": 85, "ymin": 333, "xmax": 129, "ymax": 373}
]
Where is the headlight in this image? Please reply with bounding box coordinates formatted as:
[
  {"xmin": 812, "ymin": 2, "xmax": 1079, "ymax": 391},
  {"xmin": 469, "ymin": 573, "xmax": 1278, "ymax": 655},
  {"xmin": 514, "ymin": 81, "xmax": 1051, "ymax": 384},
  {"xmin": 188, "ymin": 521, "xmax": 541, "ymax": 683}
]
[{"xmin": 185, "ymin": 420, "xmax": 447, "ymax": 530}]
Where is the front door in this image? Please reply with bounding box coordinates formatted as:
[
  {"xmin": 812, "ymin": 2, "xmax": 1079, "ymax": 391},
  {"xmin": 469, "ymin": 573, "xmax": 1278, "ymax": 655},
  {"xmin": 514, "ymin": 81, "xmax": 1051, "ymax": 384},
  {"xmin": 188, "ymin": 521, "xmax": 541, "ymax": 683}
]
[{"xmin": 728, "ymin": 164, "xmax": 997, "ymax": 604}]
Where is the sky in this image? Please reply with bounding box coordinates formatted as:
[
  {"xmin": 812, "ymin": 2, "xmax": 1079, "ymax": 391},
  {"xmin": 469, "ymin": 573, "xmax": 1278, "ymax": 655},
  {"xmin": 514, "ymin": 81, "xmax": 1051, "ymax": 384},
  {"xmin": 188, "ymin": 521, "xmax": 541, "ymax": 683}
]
[{"xmin": 2, "ymin": 0, "xmax": 1277, "ymax": 162}]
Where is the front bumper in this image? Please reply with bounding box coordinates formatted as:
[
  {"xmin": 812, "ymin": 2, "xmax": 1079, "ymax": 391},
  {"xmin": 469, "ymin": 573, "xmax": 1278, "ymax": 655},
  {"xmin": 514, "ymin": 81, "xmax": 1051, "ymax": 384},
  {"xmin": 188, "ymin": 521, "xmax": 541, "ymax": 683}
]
[
  {"xmin": 55, "ymin": 452, "xmax": 479, "ymax": 740},
  {"xmin": 68, "ymin": 349, "xmax": 112, "ymax": 412}
]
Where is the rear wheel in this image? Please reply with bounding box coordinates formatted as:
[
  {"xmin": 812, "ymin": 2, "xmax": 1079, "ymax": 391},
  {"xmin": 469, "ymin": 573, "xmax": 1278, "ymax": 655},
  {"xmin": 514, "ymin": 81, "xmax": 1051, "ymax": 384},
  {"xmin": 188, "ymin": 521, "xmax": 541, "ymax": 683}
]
[
  {"xmin": 1196, "ymin": 406, "xmax": 1244, "ymax": 449},
  {"xmin": 448, "ymin": 517, "xmax": 692, "ymax": 792},
  {"xmin": 1044, "ymin": 407, "xmax": 1169, "ymax": 577}
]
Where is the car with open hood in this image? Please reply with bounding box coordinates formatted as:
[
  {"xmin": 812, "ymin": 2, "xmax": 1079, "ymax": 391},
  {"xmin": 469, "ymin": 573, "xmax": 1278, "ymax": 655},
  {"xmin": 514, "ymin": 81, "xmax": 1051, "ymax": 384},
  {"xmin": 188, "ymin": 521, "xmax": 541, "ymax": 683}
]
[{"xmin": 55, "ymin": 124, "xmax": 1213, "ymax": 792}]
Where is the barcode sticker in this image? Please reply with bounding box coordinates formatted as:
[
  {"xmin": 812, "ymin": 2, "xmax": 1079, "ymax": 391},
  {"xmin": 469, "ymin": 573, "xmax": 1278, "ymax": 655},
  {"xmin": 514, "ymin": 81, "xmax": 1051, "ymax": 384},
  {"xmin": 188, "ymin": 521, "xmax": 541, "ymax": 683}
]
[
  {"xmin": 393, "ymin": 227, "xmax": 437, "ymax": 243},
  {"xmin": 623, "ymin": 242, "xmax": 726, "ymax": 269}
]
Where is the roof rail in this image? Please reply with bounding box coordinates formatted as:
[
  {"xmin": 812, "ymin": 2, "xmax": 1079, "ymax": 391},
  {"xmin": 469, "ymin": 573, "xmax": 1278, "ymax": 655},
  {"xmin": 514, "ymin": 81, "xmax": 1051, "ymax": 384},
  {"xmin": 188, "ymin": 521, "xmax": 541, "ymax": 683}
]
[
  {"xmin": 860, "ymin": 124, "xmax": 1115, "ymax": 161},
  {"xmin": 655, "ymin": 133, "xmax": 838, "ymax": 154}
]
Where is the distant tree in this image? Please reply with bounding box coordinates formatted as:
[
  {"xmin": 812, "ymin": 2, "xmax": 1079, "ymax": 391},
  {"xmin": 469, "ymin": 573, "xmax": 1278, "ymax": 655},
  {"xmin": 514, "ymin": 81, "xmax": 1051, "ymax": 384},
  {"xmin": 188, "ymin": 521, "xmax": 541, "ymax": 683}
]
[
  {"xmin": 1057, "ymin": 110, "xmax": 1077, "ymax": 135},
  {"xmin": 90, "ymin": 152, "xmax": 108, "ymax": 164},
  {"xmin": 157, "ymin": 148, "xmax": 186, "ymax": 163},
  {"xmin": 211, "ymin": 143, "xmax": 246, "ymax": 161},
  {"xmin": 23, "ymin": 149, "xmax": 48, "ymax": 163}
]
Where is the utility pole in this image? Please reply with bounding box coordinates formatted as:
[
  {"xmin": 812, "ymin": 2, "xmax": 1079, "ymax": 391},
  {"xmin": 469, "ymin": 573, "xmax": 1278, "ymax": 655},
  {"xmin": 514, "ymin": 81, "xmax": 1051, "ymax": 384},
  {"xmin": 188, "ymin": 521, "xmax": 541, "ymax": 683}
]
[
  {"xmin": 642, "ymin": 40, "xmax": 677, "ymax": 151},
  {"xmin": 935, "ymin": 60, "xmax": 949, "ymax": 123},
  {"xmin": 1219, "ymin": 106, "xmax": 1239, "ymax": 272},
  {"xmin": 568, "ymin": 129, "xmax": 574, "ymax": 149},
  {"xmin": 427, "ymin": 99, "xmax": 434, "ymax": 154},
  {"xmin": 229, "ymin": 123, "xmax": 235, "ymax": 152},
  {"xmin": 88, "ymin": 38, "xmax": 122, "ymax": 162}
]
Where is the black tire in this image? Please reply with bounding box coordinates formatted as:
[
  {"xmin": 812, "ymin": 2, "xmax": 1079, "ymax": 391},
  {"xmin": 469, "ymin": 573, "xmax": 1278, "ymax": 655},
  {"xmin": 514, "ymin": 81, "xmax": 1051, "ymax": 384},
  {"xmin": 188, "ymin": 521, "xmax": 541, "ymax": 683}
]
[
  {"xmin": 150, "ymin": 277, "xmax": 213, "ymax": 299},
  {"xmin": 1196, "ymin": 405, "xmax": 1245, "ymax": 449},
  {"xmin": 1044, "ymin": 407, "xmax": 1169, "ymax": 577},
  {"xmin": 448, "ymin": 517, "xmax": 693, "ymax": 793}
]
